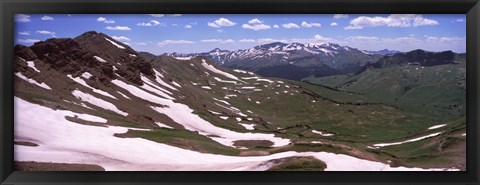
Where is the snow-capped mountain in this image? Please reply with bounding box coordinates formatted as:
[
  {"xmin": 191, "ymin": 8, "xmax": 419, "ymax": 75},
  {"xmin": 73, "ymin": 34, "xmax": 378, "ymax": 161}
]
[{"xmin": 164, "ymin": 42, "xmax": 383, "ymax": 80}]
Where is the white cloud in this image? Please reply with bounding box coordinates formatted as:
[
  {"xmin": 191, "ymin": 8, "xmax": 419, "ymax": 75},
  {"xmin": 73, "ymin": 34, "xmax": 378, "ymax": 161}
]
[
  {"xmin": 16, "ymin": 39, "xmax": 40, "ymax": 44},
  {"xmin": 105, "ymin": 26, "xmax": 132, "ymax": 31},
  {"xmin": 330, "ymin": 22, "xmax": 338, "ymax": 26},
  {"xmin": 137, "ymin": 20, "xmax": 161, "ymax": 27},
  {"xmin": 301, "ymin": 21, "xmax": 321, "ymax": 28},
  {"xmin": 97, "ymin": 17, "xmax": 115, "ymax": 24},
  {"xmin": 345, "ymin": 14, "xmax": 438, "ymax": 30},
  {"xmin": 184, "ymin": 24, "xmax": 192, "ymax": 29},
  {"xmin": 333, "ymin": 14, "xmax": 349, "ymax": 19},
  {"xmin": 242, "ymin": 18, "xmax": 271, "ymax": 31},
  {"xmin": 134, "ymin": 42, "xmax": 148, "ymax": 45},
  {"xmin": 157, "ymin": 40, "xmax": 195, "ymax": 47},
  {"xmin": 453, "ymin": 19, "xmax": 464, "ymax": 22},
  {"xmin": 248, "ymin": 18, "xmax": 262, "ymax": 24},
  {"xmin": 18, "ymin": 31, "xmax": 30, "ymax": 35},
  {"xmin": 149, "ymin": 14, "xmax": 164, "ymax": 17},
  {"xmin": 239, "ymin": 39, "xmax": 256, "ymax": 43},
  {"xmin": 273, "ymin": 25, "xmax": 279, "ymax": 28},
  {"xmin": 169, "ymin": 14, "xmax": 182, "ymax": 17},
  {"xmin": 36, "ymin": 30, "xmax": 56, "ymax": 37},
  {"xmin": 345, "ymin": 36, "xmax": 380, "ymax": 43},
  {"xmin": 208, "ymin": 18, "xmax": 236, "ymax": 28},
  {"xmin": 311, "ymin": 34, "xmax": 339, "ymax": 43},
  {"xmin": 282, "ymin": 23, "xmax": 300, "ymax": 29},
  {"xmin": 41, "ymin": 15, "xmax": 54, "ymax": 21},
  {"xmin": 15, "ymin": 14, "xmax": 31, "ymax": 22},
  {"xmin": 257, "ymin": 38, "xmax": 289, "ymax": 43},
  {"xmin": 112, "ymin": 36, "xmax": 131, "ymax": 42},
  {"xmin": 242, "ymin": 24, "xmax": 271, "ymax": 31},
  {"xmin": 217, "ymin": 29, "xmax": 224, "ymax": 33},
  {"xmin": 200, "ymin": 39, "xmax": 235, "ymax": 43},
  {"xmin": 123, "ymin": 42, "xmax": 131, "ymax": 46}
]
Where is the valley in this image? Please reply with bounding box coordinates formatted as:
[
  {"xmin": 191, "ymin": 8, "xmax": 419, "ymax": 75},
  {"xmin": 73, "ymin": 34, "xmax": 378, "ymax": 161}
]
[{"xmin": 13, "ymin": 31, "xmax": 466, "ymax": 171}]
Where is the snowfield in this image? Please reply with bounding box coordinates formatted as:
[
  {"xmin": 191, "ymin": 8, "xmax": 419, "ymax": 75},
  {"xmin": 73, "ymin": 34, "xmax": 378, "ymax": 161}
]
[{"xmin": 14, "ymin": 97, "xmax": 458, "ymax": 171}]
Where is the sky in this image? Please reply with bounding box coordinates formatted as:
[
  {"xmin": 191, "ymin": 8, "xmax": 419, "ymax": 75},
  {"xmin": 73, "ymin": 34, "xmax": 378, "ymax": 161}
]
[{"xmin": 15, "ymin": 14, "xmax": 466, "ymax": 55}]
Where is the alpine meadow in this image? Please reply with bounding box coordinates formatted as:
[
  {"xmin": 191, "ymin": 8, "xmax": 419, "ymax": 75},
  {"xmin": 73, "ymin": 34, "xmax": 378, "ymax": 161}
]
[{"xmin": 13, "ymin": 14, "xmax": 466, "ymax": 171}]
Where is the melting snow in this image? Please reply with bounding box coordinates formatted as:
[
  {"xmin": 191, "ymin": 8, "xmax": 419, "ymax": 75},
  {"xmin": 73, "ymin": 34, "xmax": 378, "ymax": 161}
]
[
  {"xmin": 172, "ymin": 81, "xmax": 182, "ymax": 88},
  {"xmin": 129, "ymin": 54, "xmax": 137, "ymax": 57},
  {"xmin": 141, "ymin": 76, "xmax": 174, "ymax": 95},
  {"xmin": 201, "ymin": 60, "xmax": 240, "ymax": 81},
  {"xmin": 257, "ymin": 79, "xmax": 274, "ymax": 83},
  {"xmin": 233, "ymin": 69, "xmax": 254, "ymax": 75},
  {"xmin": 241, "ymin": 87, "xmax": 256, "ymax": 89},
  {"xmin": 214, "ymin": 77, "xmax": 237, "ymax": 84},
  {"xmin": 94, "ymin": 56, "xmax": 108, "ymax": 63},
  {"xmin": 312, "ymin": 130, "xmax": 334, "ymax": 136},
  {"xmin": 67, "ymin": 75, "xmax": 117, "ymax": 100},
  {"xmin": 241, "ymin": 77, "xmax": 259, "ymax": 80},
  {"xmin": 112, "ymin": 79, "xmax": 175, "ymax": 103},
  {"xmin": 81, "ymin": 72, "xmax": 92, "ymax": 79},
  {"xmin": 428, "ymin": 124, "xmax": 447, "ymax": 130},
  {"xmin": 155, "ymin": 122, "xmax": 173, "ymax": 129},
  {"xmin": 14, "ymin": 97, "xmax": 458, "ymax": 171},
  {"xmin": 240, "ymin": 123, "xmax": 255, "ymax": 130},
  {"xmin": 105, "ymin": 37, "xmax": 126, "ymax": 49},
  {"xmin": 26, "ymin": 61, "xmax": 40, "ymax": 72},
  {"xmin": 72, "ymin": 89, "xmax": 128, "ymax": 116},
  {"xmin": 220, "ymin": 116, "xmax": 229, "ymax": 120},
  {"xmin": 213, "ymin": 98, "xmax": 230, "ymax": 105},
  {"xmin": 373, "ymin": 132, "xmax": 442, "ymax": 147},
  {"xmin": 174, "ymin": 57, "xmax": 193, "ymax": 60},
  {"xmin": 208, "ymin": 110, "xmax": 222, "ymax": 115},
  {"xmin": 236, "ymin": 117, "xmax": 242, "ymax": 122},
  {"xmin": 117, "ymin": 91, "xmax": 130, "ymax": 99},
  {"xmin": 15, "ymin": 72, "xmax": 51, "ymax": 90},
  {"xmin": 201, "ymin": 86, "xmax": 212, "ymax": 90}
]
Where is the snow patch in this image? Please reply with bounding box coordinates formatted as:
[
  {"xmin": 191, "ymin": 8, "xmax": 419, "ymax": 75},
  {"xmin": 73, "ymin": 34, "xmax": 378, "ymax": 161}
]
[
  {"xmin": 67, "ymin": 75, "xmax": 117, "ymax": 100},
  {"xmin": 201, "ymin": 60, "xmax": 240, "ymax": 81},
  {"xmin": 155, "ymin": 122, "xmax": 173, "ymax": 129},
  {"xmin": 312, "ymin": 130, "xmax": 334, "ymax": 136},
  {"xmin": 214, "ymin": 77, "xmax": 237, "ymax": 84},
  {"xmin": 94, "ymin": 56, "xmax": 108, "ymax": 63},
  {"xmin": 26, "ymin": 61, "xmax": 40, "ymax": 72},
  {"xmin": 239, "ymin": 123, "xmax": 255, "ymax": 130},
  {"xmin": 373, "ymin": 132, "xmax": 442, "ymax": 147},
  {"xmin": 201, "ymin": 86, "xmax": 212, "ymax": 90},
  {"xmin": 105, "ymin": 37, "xmax": 126, "ymax": 49},
  {"xmin": 428, "ymin": 124, "xmax": 447, "ymax": 130},
  {"xmin": 15, "ymin": 72, "xmax": 51, "ymax": 90}
]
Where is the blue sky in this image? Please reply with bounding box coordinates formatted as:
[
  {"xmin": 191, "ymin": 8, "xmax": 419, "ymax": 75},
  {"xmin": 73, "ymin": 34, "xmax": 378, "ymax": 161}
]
[{"xmin": 15, "ymin": 14, "xmax": 466, "ymax": 54}]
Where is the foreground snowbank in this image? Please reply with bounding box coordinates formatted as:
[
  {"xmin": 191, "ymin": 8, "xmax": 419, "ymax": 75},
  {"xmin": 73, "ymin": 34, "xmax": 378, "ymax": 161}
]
[{"xmin": 14, "ymin": 97, "xmax": 457, "ymax": 171}]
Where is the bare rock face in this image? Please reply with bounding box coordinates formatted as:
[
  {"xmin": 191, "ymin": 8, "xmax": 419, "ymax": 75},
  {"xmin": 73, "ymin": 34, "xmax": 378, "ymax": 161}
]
[
  {"xmin": 74, "ymin": 31, "xmax": 154, "ymax": 85},
  {"xmin": 14, "ymin": 31, "xmax": 156, "ymax": 86}
]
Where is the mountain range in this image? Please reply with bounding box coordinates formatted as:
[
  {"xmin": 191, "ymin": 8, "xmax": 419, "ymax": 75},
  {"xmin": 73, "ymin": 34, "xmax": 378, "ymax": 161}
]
[
  {"xmin": 163, "ymin": 42, "xmax": 461, "ymax": 81},
  {"xmin": 13, "ymin": 31, "xmax": 466, "ymax": 171}
]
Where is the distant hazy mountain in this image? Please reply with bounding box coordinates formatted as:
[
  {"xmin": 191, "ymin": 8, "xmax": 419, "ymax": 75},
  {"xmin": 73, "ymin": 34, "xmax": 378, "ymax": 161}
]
[{"xmin": 362, "ymin": 49, "xmax": 400, "ymax": 55}]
